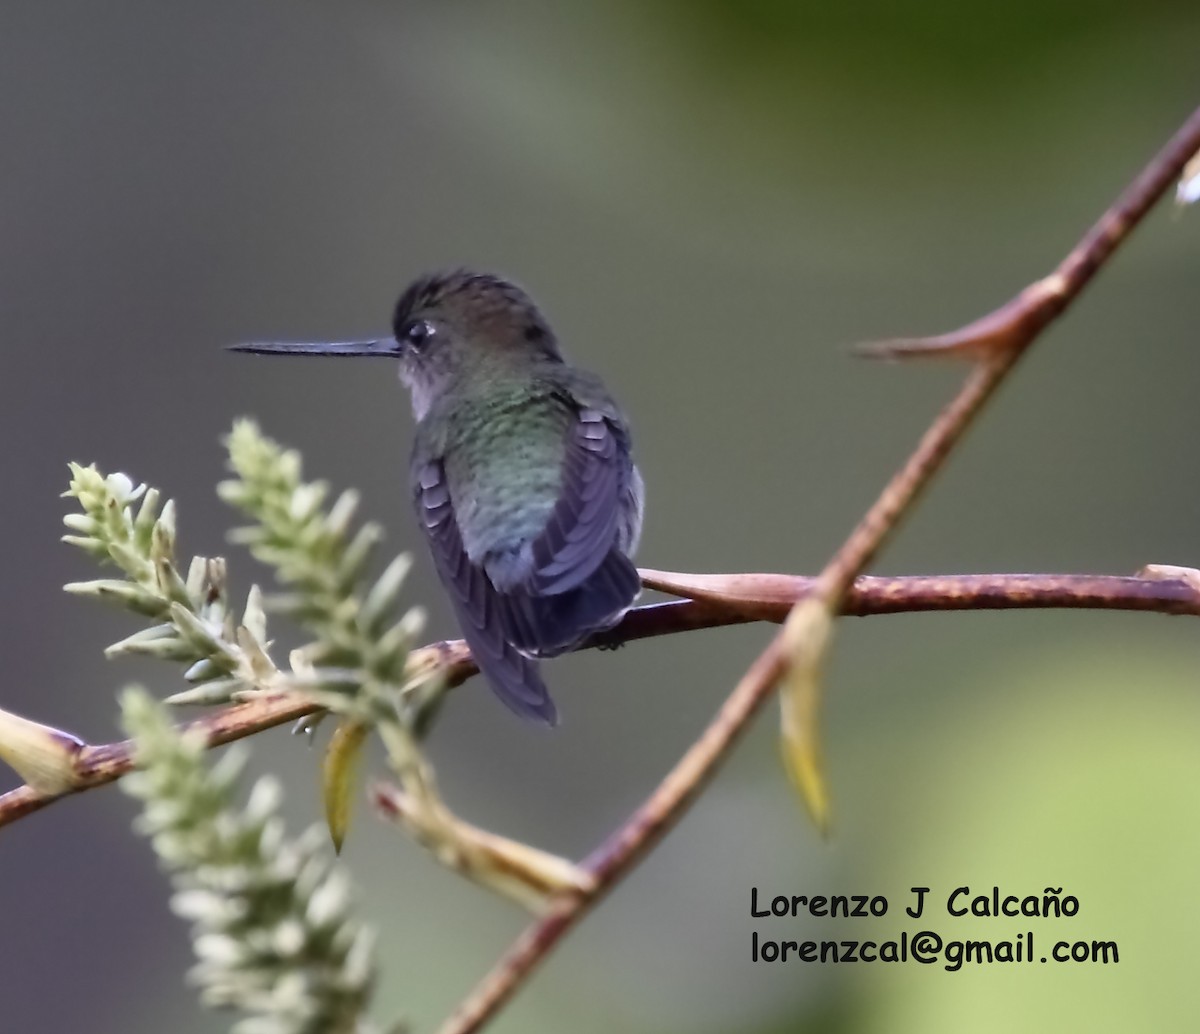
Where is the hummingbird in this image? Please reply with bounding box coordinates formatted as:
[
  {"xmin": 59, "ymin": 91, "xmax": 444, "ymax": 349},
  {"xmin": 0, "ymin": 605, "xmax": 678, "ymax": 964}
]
[{"xmin": 232, "ymin": 269, "xmax": 644, "ymax": 725}]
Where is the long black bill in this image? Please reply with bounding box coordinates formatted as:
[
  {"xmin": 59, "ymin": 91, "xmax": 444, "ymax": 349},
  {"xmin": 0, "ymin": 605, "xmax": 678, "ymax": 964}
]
[{"xmin": 228, "ymin": 339, "xmax": 399, "ymax": 357}]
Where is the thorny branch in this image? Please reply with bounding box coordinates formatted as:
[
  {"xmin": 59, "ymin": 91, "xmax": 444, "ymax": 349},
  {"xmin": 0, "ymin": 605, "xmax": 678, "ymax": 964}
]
[
  {"xmin": 436, "ymin": 102, "xmax": 1200, "ymax": 1034},
  {"xmin": 2, "ymin": 568, "xmax": 1198, "ymax": 830}
]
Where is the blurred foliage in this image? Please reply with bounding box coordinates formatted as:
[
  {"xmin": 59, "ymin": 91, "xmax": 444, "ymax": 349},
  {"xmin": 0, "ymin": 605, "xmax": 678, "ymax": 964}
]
[
  {"xmin": 850, "ymin": 645, "xmax": 1200, "ymax": 1032},
  {"xmin": 651, "ymin": 0, "xmax": 1183, "ymax": 89},
  {"xmin": 122, "ymin": 687, "xmax": 389, "ymax": 1034}
]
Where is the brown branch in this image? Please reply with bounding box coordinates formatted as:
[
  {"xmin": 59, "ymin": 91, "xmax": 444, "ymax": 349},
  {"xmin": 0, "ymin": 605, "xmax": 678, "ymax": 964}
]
[
  {"xmin": 437, "ymin": 102, "xmax": 1200, "ymax": 1034},
  {"xmin": 0, "ymin": 691, "xmax": 321, "ymax": 827},
  {"xmin": 2, "ymin": 568, "xmax": 1197, "ymax": 830},
  {"xmin": 636, "ymin": 569, "xmax": 1200, "ymax": 620}
]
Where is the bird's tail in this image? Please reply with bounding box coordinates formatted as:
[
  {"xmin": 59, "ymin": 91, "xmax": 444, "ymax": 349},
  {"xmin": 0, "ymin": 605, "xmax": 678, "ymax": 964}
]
[
  {"xmin": 504, "ymin": 551, "xmax": 641, "ymax": 658},
  {"xmin": 485, "ymin": 647, "xmax": 558, "ymax": 724},
  {"xmin": 450, "ymin": 601, "xmax": 559, "ymax": 725}
]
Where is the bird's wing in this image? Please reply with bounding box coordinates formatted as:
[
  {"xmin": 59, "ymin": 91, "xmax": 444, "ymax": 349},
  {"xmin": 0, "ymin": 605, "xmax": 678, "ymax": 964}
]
[
  {"xmin": 489, "ymin": 404, "xmax": 640, "ymax": 657},
  {"xmin": 524, "ymin": 406, "xmax": 631, "ymax": 596},
  {"xmin": 412, "ymin": 458, "xmax": 558, "ymax": 725}
]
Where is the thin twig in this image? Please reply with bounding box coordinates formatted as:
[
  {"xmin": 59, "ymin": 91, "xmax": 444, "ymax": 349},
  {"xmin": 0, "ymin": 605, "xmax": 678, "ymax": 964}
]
[
  {"xmin": 2, "ymin": 569, "xmax": 1197, "ymax": 829},
  {"xmin": 636, "ymin": 569, "xmax": 1200, "ymax": 620},
  {"xmin": 437, "ymin": 102, "xmax": 1200, "ymax": 1034},
  {"xmin": 0, "ymin": 691, "xmax": 320, "ymax": 827}
]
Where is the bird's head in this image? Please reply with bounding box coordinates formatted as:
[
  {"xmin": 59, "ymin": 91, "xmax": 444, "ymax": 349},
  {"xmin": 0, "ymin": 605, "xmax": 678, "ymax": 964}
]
[
  {"xmin": 391, "ymin": 270, "xmax": 562, "ymax": 417},
  {"xmin": 231, "ymin": 268, "xmax": 562, "ymax": 418}
]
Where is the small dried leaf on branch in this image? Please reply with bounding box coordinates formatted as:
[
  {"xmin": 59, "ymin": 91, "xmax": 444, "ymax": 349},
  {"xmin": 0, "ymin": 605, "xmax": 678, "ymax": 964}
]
[
  {"xmin": 0, "ymin": 707, "xmax": 84, "ymax": 795},
  {"xmin": 323, "ymin": 718, "xmax": 369, "ymax": 854},
  {"xmin": 776, "ymin": 597, "xmax": 837, "ymax": 837}
]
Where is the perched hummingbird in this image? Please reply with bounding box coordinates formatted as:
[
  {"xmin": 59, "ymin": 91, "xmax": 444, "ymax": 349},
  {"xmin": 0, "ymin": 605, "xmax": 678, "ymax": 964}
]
[{"xmin": 232, "ymin": 270, "xmax": 644, "ymax": 724}]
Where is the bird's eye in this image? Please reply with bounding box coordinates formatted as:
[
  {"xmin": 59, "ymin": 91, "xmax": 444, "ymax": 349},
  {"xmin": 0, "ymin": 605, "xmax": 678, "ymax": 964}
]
[{"xmin": 400, "ymin": 319, "xmax": 435, "ymax": 350}]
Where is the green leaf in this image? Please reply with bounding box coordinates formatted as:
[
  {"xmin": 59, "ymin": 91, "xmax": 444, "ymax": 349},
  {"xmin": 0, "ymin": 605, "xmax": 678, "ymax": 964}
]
[{"xmin": 322, "ymin": 719, "xmax": 370, "ymax": 854}]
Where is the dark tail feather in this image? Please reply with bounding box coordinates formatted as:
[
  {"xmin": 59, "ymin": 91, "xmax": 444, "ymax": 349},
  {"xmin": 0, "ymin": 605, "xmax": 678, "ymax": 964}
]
[
  {"xmin": 503, "ymin": 551, "xmax": 641, "ymax": 658},
  {"xmin": 476, "ymin": 640, "xmax": 558, "ymax": 725},
  {"xmin": 451, "ymin": 603, "xmax": 558, "ymax": 725}
]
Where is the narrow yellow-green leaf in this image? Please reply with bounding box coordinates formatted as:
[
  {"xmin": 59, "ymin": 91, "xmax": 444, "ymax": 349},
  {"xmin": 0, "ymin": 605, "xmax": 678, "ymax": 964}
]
[
  {"xmin": 165, "ymin": 679, "xmax": 244, "ymax": 706},
  {"xmin": 777, "ymin": 596, "xmax": 836, "ymax": 836},
  {"xmin": 322, "ymin": 718, "xmax": 369, "ymax": 853}
]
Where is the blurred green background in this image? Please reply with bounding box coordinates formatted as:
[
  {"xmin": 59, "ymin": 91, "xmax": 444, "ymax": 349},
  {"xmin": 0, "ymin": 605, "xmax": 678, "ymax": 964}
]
[{"xmin": 2, "ymin": 2, "xmax": 1199, "ymax": 1031}]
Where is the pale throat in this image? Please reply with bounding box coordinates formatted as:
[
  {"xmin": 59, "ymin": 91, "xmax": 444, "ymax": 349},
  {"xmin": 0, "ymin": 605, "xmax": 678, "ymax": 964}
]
[{"xmin": 398, "ymin": 363, "xmax": 435, "ymax": 421}]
